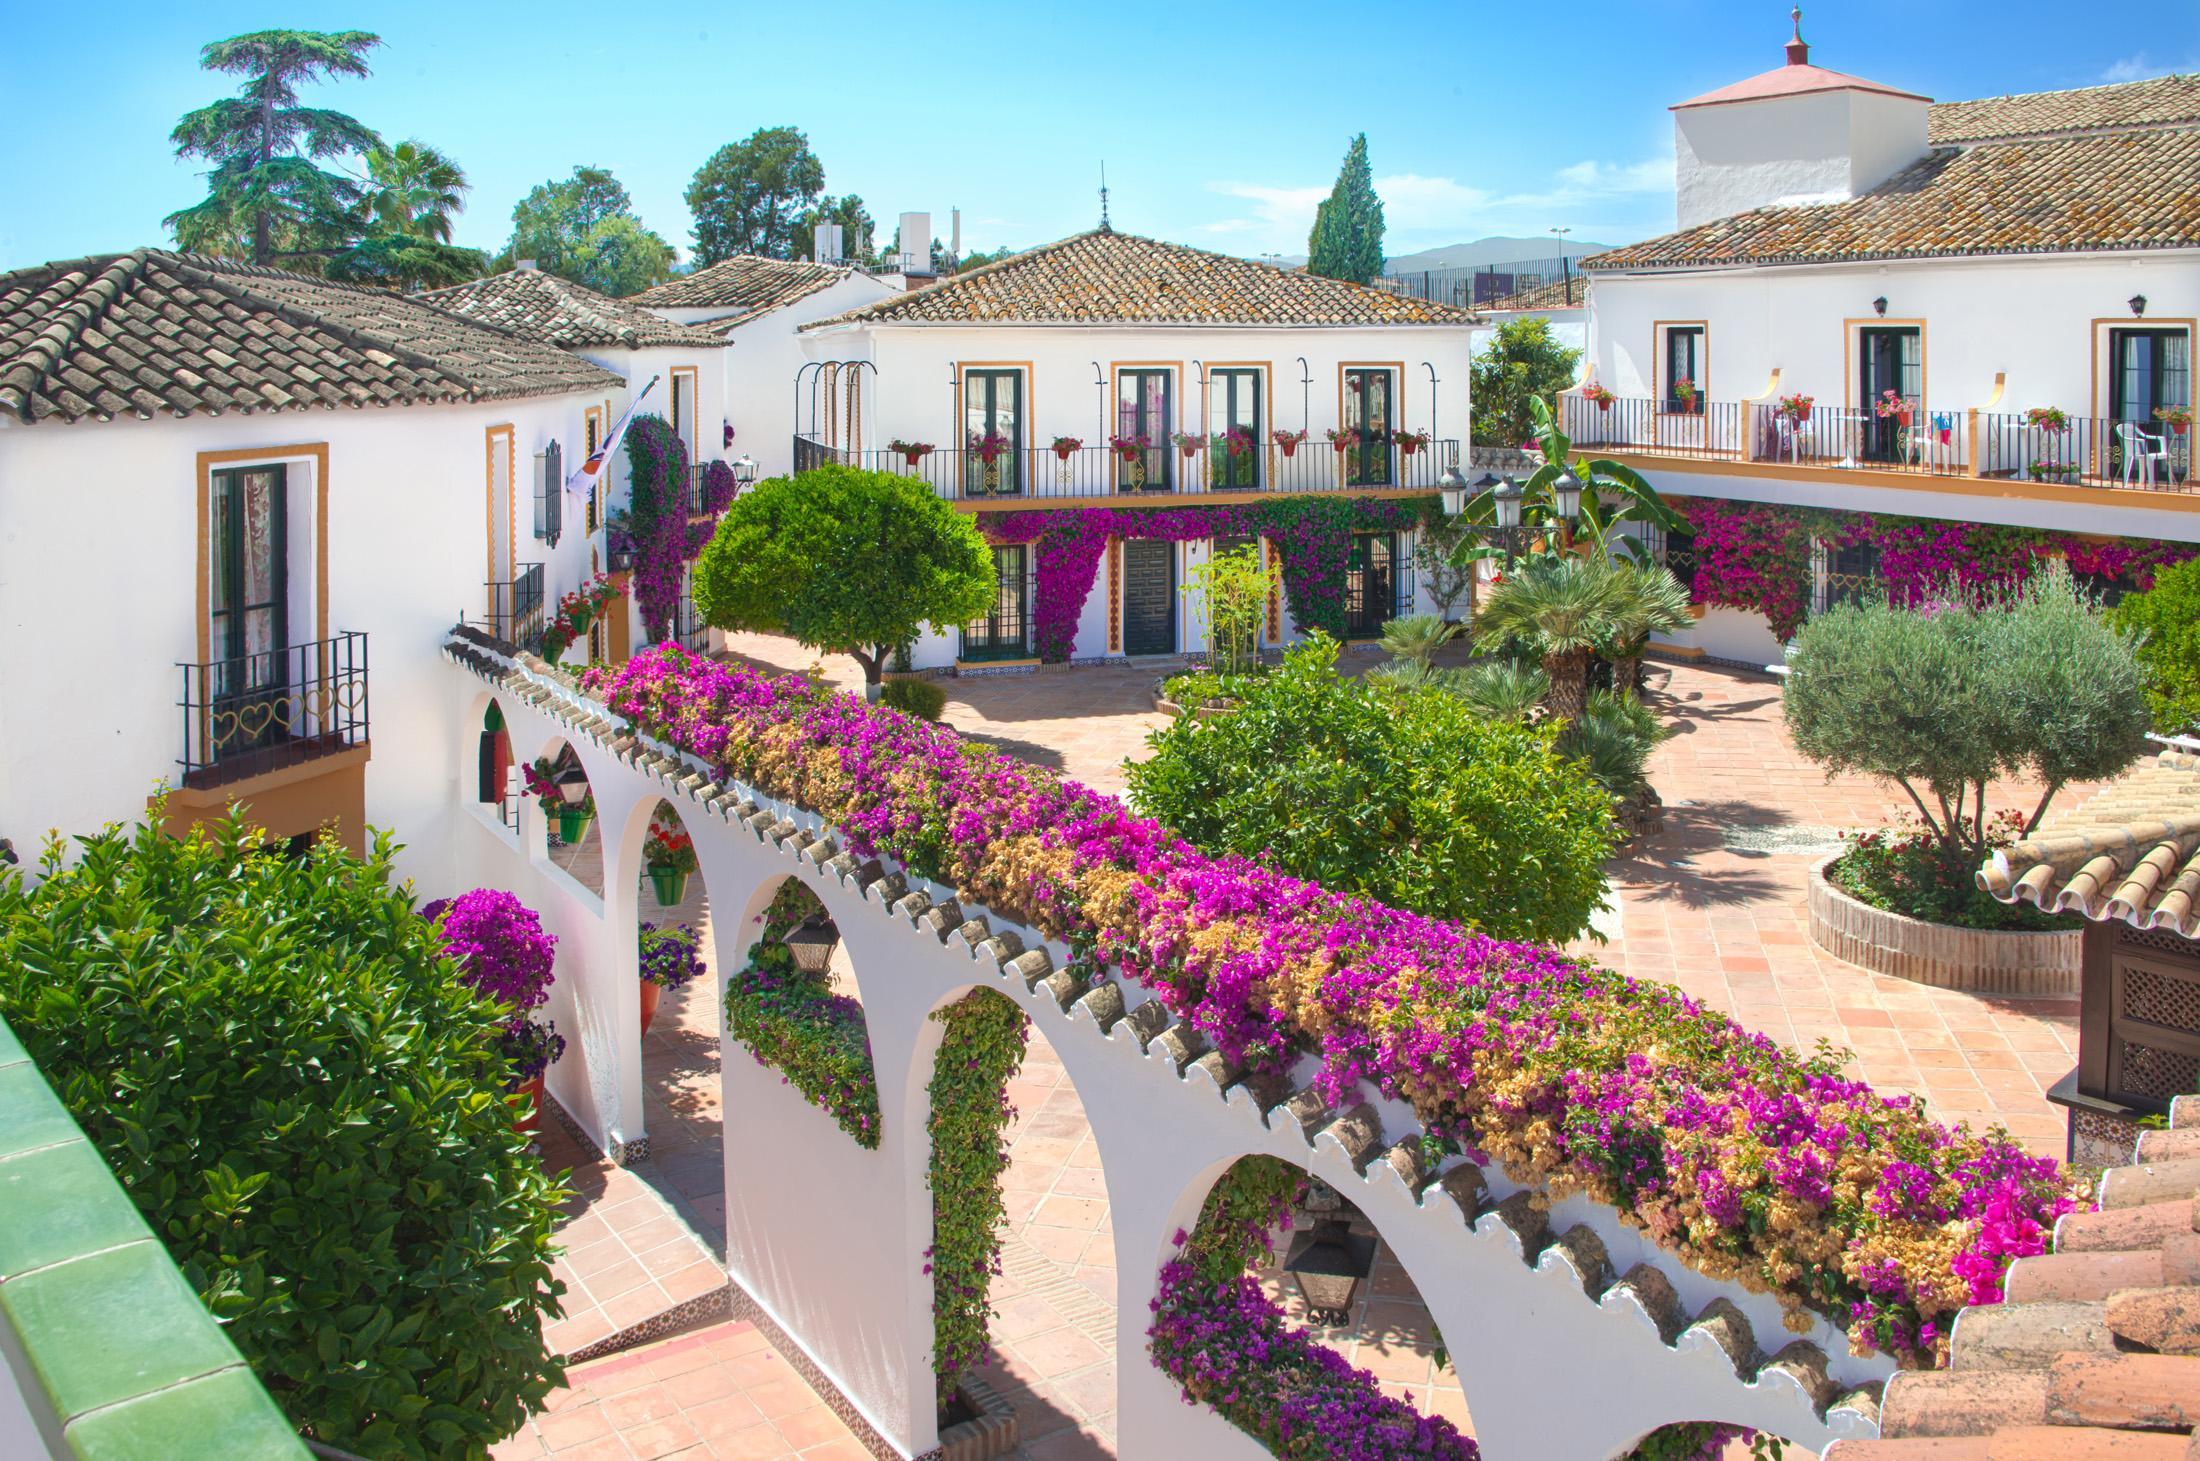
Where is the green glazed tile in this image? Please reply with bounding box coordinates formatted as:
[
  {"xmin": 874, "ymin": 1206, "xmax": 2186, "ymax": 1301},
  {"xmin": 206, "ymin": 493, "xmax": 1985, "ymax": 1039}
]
[
  {"xmin": 0, "ymin": 1061, "xmax": 81, "ymax": 1159},
  {"xmin": 0, "ymin": 1140, "xmax": 148, "ymax": 1279},
  {"xmin": 66, "ymin": 1365, "xmax": 307, "ymax": 1461},
  {"xmin": 0, "ymin": 1241, "xmax": 241, "ymax": 1420},
  {"xmin": 0, "ymin": 1016, "xmax": 26, "ymax": 1068}
]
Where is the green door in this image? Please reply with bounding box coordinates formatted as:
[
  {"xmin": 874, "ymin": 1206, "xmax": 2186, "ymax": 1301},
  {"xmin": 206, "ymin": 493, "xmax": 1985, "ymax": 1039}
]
[
  {"xmin": 963, "ymin": 369, "xmax": 1024, "ymax": 497},
  {"xmin": 1209, "ymin": 369, "xmax": 1262, "ymax": 490},
  {"xmin": 1343, "ymin": 532, "xmax": 1396, "ymax": 638},
  {"xmin": 1117, "ymin": 369, "xmax": 1172, "ymax": 490},
  {"xmin": 1343, "ymin": 368, "xmax": 1394, "ymax": 485},
  {"xmin": 963, "ymin": 544, "xmax": 1030, "ymax": 659}
]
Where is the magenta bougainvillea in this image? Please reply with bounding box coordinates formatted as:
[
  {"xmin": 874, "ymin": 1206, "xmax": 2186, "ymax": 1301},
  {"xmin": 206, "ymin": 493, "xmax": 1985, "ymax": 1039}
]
[
  {"xmin": 623, "ymin": 416, "xmax": 691, "ymax": 640},
  {"xmin": 983, "ymin": 496, "xmax": 1437, "ymax": 657},
  {"xmin": 1676, "ymin": 497, "xmax": 2197, "ymax": 639},
  {"xmin": 423, "ymin": 888, "xmax": 557, "ymax": 1012},
  {"xmin": 583, "ymin": 645, "xmax": 2079, "ymax": 1366}
]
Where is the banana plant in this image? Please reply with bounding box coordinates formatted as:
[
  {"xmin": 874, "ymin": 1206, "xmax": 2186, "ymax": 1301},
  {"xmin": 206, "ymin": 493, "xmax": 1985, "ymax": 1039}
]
[{"xmin": 1449, "ymin": 395, "xmax": 1684, "ymax": 568}]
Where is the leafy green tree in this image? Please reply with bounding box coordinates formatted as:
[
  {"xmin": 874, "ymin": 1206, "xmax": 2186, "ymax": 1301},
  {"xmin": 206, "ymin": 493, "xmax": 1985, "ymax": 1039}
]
[
  {"xmin": 1470, "ymin": 318, "xmax": 1583, "ymax": 447},
  {"xmin": 1306, "ymin": 133, "xmax": 1385, "ymax": 285},
  {"xmin": 2109, "ymin": 556, "xmax": 2200, "ymax": 734},
  {"xmin": 325, "ymin": 232, "xmax": 487, "ymax": 290},
  {"xmin": 0, "ymin": 815, "xmax": 567, "ymax": 1457},
  {"xmin": 693, "ymin": 465, "xmax": 994, "ymax": 699},
  {"xmin": 1785, "ymin": 563, "xmax": 2152, "ymax": 879},
  {"xmin": 568, "ymin": 213, "xmax": 675, "ymax": 297},
  {"xmin": 1127, "ymin": 636, "xmax": 1615, "ymax": 942},
  {"xmin": 167, "ymin": 29, "xmax": 383, "ymax": 267},
  {"xmin": 1188, "ymin": 545, "xmax": 1276, "ymax": 677},
  {"xmin": 794, "ymin": 194, "xmax": 875, "ymax": 264},
  {"xmin": 686, "ymin": 126, "xmax": 826, "ymax": 264},
  {"xmin": 360, "ymin": 138, "xmax": 468, "ymax": 241}
]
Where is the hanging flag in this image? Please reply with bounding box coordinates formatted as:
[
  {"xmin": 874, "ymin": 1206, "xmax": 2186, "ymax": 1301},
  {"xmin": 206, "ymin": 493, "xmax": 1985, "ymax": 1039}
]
[{"xmin": 565, "ymin": 374, "xmax": 660, "ymax": 498}]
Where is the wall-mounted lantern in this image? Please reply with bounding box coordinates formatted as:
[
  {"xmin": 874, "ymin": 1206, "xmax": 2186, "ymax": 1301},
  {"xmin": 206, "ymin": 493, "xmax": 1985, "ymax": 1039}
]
[
  {"xmin": 2130, "ymin": 294, "xmax": 2148, "ymax": 317},
  {"xmin": 1282, "ymin": 1219, "xmax": 1377, "ymax": 1326},
  {"xmin": 1871, "ymin": 296, "xmax": 1889, "ymax": 317}
]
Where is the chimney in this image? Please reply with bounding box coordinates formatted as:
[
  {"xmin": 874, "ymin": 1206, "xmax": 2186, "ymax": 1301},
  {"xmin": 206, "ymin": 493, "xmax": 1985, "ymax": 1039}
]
[
  {"xmin": 1785, "ymin": 5, "xmax": 1808, "ymax": 65},
  {"xmin": 899, "ymin": 211, "xmax": 933, "ymax": 276},
  {"xmin": 814, "ymin": 221, "xmax": 844, "ymax": 266},
  {"xmin": 516, "ymin": 258, "xmax": 538, "ymax": 271},
  {"xmin": 951, "ymin": 208, "xmax": 962, "ymax": 262}
]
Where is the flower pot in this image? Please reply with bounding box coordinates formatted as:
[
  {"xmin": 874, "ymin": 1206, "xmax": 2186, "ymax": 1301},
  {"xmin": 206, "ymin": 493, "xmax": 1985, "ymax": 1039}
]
[
  {"xmin": 1178, "ymin": 443, "xmax": 1201, "ymax": 459},
  {"xmin": 1052, "ymin": 445, "xmax": 1076, "ymax": 461},
  {"xmin": 1596, "ymin": 398, "xmax": 1612, "ymax": 412},
  {"xmin": 639, "ymin": 978, "xmax": 662, "ymax": 1036},
  {"xmin": 2174, "ymin": 422, "xmax": 2191, "ymax": 436},
  {"xmin": 1278, "ymin": 439, "xmax": 1299, "ymax": 457},
  {"xmin": 901, "ymin": 451, "xmax": 926, "ymax": 468},
  {"xmin": 649, "ymin": 865, "xmax": 689, "ymax": 907},
  {"xmin": 512, "ymin": 1075, "xmax": 545, "ymax": 1138},
  {"xmin": 568, "ymin": 605, "xmax": 594, "ymax": 635},
  {"xmin": 557, "ymin": 806, "xmax": 594, "ymax": 844}
]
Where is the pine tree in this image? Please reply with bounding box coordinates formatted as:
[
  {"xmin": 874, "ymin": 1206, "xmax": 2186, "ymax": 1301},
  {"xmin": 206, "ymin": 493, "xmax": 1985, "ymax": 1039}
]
[{"xmin": 1306, "ymin": 134, "xmax": 1386, "ymax": 285}]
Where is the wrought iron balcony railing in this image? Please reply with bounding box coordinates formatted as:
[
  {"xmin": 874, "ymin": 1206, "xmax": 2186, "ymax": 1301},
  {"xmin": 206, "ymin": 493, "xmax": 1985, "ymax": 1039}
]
[
  {"xmin": 790, "ymin": 435, "xmax": 1461, "ymax": 501},
  {"xmin": 178, "ymin": 632, "xmax": 370, "ymax": 788},
  {"xmin": 484, "ymin": 562, "xmax": 545, "ymax": 649}
]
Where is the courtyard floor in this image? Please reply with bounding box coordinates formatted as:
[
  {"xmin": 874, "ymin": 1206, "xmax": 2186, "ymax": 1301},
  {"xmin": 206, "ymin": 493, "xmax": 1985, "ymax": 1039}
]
[{"xmin": 515, "ymin": 632, "xmax": 2101, "ymax": 1457}]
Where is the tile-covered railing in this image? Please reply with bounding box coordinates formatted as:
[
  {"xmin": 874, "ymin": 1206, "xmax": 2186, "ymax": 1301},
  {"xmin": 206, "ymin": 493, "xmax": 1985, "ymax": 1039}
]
[{"xmin": 0, "ymin": 1015, "xmax": 305, "ymax": 1460}]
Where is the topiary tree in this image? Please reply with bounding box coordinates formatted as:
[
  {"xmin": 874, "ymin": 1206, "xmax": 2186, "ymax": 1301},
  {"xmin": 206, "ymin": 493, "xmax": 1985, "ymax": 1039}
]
[
  {"xmin": 2109, "ymin": 555, "xmax": 2200, "ymax": 735},
  {"xmin": 0, "ymin": 814, "xmax": 567, "ymax": 1458},
  {"xmin": 1784, "ymin": 563, "xmax": 2152, "ymax": 881},
  {"xmin": 693, "ymin": 465, "xmax": 994, "ymax": 700},
  {"xmin": 1126, "ymin": 636, "xmax": 1615, "ymax": 942}
]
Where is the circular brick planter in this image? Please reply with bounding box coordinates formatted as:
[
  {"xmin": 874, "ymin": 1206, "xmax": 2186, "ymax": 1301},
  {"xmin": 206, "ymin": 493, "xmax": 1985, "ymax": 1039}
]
[{"xmin": 1806, "ymin": 854, "xmax": 2082, "ymax": 996}]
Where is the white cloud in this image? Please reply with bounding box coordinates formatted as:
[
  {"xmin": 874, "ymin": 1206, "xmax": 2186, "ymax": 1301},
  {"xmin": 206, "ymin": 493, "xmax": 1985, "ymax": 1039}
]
[
  {"xmin": 1195, "ymin": 217, "xmax": 1265, "ymax": 235},
  {"xmin": 2103, "ymin": 52, "xmax": 2161, "ymax": 82}
]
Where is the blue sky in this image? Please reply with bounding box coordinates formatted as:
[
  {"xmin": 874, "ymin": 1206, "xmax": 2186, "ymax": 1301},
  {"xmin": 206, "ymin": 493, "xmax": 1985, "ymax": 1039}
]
[{"xmin": 3, "ymin": 1, "xmax": 2193, "ymax": 270}]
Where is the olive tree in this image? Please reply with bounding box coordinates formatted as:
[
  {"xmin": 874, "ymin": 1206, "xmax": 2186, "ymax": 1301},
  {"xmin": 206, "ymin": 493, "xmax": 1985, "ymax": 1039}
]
[
  {"xmin": 693, "ymin": 464, "xmax": 995, "ymax": 699},
  {"xmin": 1784, "ymin": 563, "xmax": 2151, "ymax": 879}
]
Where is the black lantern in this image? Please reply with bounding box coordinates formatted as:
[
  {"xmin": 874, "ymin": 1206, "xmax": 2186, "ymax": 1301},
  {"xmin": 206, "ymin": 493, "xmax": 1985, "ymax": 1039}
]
[
  {"xmin": 1551, "ymin": 466, "xmax": 1585, "ymax": 523},
  {"xmin": 1282, "ymin": 1220, "xmax": 1377, "ymax": 1326},
  {"xmin": 1872, "ymin": 295, "xmax": 1889, "ymax": 317},
  {"xmin": 1437, "ymin": 463, "xmax": 1469, "ymax": 517},
  {"xmin": 2129, "ymin": 294, "xmax": 2148, "ymax": 317}
]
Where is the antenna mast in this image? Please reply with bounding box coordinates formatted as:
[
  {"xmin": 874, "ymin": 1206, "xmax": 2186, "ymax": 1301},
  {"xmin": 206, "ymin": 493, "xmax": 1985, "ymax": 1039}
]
[{"xmin": 1099, "ymin": 163, "xmax": 1111, "ymax": 233}]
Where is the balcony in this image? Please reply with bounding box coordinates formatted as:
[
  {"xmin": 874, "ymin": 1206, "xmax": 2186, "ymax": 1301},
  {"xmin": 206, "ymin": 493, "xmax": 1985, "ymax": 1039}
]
[
  {"xmin": 791, "ymin": 434, "xmax": 1462, "ymax": 502},
  {"xmin": 177, "ymin": 631, "xmax": 370, "ymax": 789},
  {"xmin": 1562, "ymin": 395, "xmax": 2195, "ymax": 494}
]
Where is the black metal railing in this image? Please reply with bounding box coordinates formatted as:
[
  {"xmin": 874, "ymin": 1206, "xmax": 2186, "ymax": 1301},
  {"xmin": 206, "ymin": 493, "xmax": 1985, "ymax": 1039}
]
[
  {"xmin": 1980, "ymin": 412, "xmax": 2193, "ymax": 490},
  {"xmin": 1373, "ymin": 256, "xmax": 1585, "ymax": 308},
  {"xmin": 485, "ymin": 562, "xmax": 545, "ymax": 649},
  {"xmin": 792, "ymin": 435, "xmax": 1461, "ymax": 501},
  {"xmin": 179, "ymin": 632, "xmax": 369, "ymax": 787},
  {"xmin": 1562, "ymin": 396, "xmax": 1744, "ymax": 461},
  {"xmin": 1751, "ymin": 403, "xmax": 1966, "ymax": 477}
]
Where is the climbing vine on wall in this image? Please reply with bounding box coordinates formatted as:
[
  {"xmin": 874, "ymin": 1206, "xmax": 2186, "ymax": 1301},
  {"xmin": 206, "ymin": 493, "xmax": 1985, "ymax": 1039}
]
[
  {"xmin": 623, "ymin": 415, "xmax": 691, "ymax": 641},
  {"xmin": 983, "ymin": 496, "xmax": 1438, "ymax": 660},
  {"xmin": 1675, "ymin": 496, "xmax": 2197, "ymax": 640},
  {"xmin": 722, "ymin": 880, "xmax": 881, "ymax": 1147},
  {"xmin": 924, "ymin": 987, "xmax": 1029, "ymax": 1406}
]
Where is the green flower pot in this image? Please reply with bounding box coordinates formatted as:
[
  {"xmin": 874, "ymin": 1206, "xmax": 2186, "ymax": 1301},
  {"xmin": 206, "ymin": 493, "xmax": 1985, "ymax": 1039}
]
[
  {"xmin": 557, "ymin": 806, "xmax": 594, "ymax": 844},
  {"xmin": 648, "ymin": 866, "xmax": 689, "ymax": 907},
  {"xmin": 567, "ymin": 606, "xmax": 594, "ymax": 636}
]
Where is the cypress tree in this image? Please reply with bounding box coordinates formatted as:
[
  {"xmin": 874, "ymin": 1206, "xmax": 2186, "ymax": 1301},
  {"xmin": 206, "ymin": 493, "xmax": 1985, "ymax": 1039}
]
[{"xmin": 1306, "ymin": 133, "xmax": 1385, "ymax": 284}]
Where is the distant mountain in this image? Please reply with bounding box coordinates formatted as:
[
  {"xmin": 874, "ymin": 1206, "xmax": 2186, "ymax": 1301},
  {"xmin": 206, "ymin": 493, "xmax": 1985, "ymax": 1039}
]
[{"xmin": 1382, "ymin": 236, "xmax": 1615, "ymax": 273}]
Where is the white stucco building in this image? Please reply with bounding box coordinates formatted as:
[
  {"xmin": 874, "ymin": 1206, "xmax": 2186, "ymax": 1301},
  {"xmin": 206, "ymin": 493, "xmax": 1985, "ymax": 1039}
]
[
  {"xmin": 0, "ymin": 249, "xmax": 628, "ymax": 886},
  {"xmin": 791, "ymin": 227, "xmax": 1482, "ymax": 670},
  {"xmin": 1569, "ymin": 24, "xmax": 2198, "ymax": 665}
]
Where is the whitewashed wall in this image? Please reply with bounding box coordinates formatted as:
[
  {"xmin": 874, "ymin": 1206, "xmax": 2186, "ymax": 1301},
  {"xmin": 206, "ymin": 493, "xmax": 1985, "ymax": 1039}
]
[
  {"xmin": 1675, "ymin": 87, "xmax": 1929, "ymax": 229},
  {"xmin": 0, "ymin": 389, "xmax": 608, "ymax": 891},
  {"xmin": 454, "ymin": 651, "xmax": 1889, "ymax": 1460}
]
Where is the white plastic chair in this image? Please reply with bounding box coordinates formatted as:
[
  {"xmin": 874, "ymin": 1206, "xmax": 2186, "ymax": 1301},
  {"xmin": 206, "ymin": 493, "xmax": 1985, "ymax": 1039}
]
[
  {"xmin": 2118, "ymin": 422, "xmax": 2172, "ymax": 486},
  {"xmin": 1773, "ymin": 414, "xmax": 1809, "ymax": 464}
]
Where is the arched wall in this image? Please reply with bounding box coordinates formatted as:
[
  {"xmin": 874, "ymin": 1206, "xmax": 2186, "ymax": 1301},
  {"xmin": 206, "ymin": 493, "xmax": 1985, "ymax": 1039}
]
[{"xmin": 442, "ymin": 644, "xmax": 1889, "ymax": 1461}]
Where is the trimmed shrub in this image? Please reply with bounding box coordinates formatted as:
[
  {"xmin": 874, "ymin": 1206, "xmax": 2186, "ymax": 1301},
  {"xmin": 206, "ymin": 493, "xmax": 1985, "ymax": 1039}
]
[
  {"xmin": 0, "ymin": 816, "xmax": 567, "ymax": 1457},
  {"xmin": 880, "ymin": 676, "xmax": 948, "ymax": 722},
  {"xmin": 2109, "ymin": 554, "xmax": 2200, "ymax": 735},
  {"xmin": 1127, "ymin": 636, "xmax": 1616, "ymax": 943}
]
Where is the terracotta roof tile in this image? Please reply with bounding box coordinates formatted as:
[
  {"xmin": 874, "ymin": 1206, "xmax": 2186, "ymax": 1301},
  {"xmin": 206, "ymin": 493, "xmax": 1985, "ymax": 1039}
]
[
  {"xmin": 1824, "ymin": 1094, "xmax": 2200, "ymax": 1461},
  {"xmin": 0, "ymin": 250, "xmax": 622, "ymax": 425},
  {"xmin": 1676, "ymin": 60, "xmax": 1929, "ymax": 110},
  {"xmin": 801, "ymin": 230, "xmax": 1481, "ymax": 330},
  {"xmin": 424, "ymin": 268, "xmax": 727, "ymax": 350},
  {"xmin": 1980, "ymin": 749, "xmax": 2200, "ymax": 938},
  {"xmin": 1931, "ymin": 74, "xmax": 2200, "ymax": 144},
  {"xmin": 631, "ymin": 254, "xmax": 849, "ymax": 320},
  {"xmin": 1583, "ymin": 123, "xmax": 2200, "ymax": 271}
]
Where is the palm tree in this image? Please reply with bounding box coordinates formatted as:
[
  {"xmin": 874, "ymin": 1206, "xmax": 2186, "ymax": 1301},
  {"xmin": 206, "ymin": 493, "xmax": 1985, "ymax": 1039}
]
[
  {"xmin": 363, "ymin": 140, "xmax": 469, "ymax": 242},
  {"xmin": 1600, "ymin": 561, "xmax": 1695, "ymax": 693},
  {"xmin": 1454, "ymin": 660, "xmax": 1549, "ymax": 722},
  {"xmin": 166, "ymin": 30, "xmax": 383, "ymax": 267},
  {"xmin": 1377, "ymin": 614, "xmax": 1458, "ymax": 668},
  {"xmin": 1473, "ymin": 554, "xmax": 1625, "ymax": 719}
]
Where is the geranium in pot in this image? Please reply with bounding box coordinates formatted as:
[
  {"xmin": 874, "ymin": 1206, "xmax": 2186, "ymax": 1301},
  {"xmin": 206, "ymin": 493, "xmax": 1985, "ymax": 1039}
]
[
  {"xmin": 1270, "ymin": 427, "xmax": 1307, "ymax": 457},
  {"xmin": 1171, "ymin": 430, "xmax": 1206, "ymax": 460},
  {"xmin": 1322, "ymin": 426, "xmax": 1357, "ymax": 453},
  {"xmin": 967, "ymin": 430, "xmax": 1011, "ymax": 493},
  {"xmin": 888, "ymin": 438, "xmax": 934, "ymax": 469},
  {"xmin": 643, "ymin": 819, "xmax": 698, "ymax": 906},
  {"xmin": 637, "ymin": 921, "xmax": 705, "ymax": 1035},
  {"xmin": 1108, "ymin": 432, "xmax": 1150, "ymax": 488},
  {"xmin": 1671, "ymin": 375, "xmax": 1699, "ymax": 412},
  {"xmin": 1776, "ymin": 392, "xmax": 1814, "ymax": 424},
  {"xmin": 2155, "ymin": 404, "xmax": 2192, "ymax": 436},
  {"xmin": 1393, "ymin": 429, "xmax": 1431, "ymax": 457},
  {"xmin": 1050, "ymin": 435, "xmax": 1083, "ymax": 461},
  {"xmin": 1582, "ymin": 382, "xmax": 1617, "ymax": 412}
]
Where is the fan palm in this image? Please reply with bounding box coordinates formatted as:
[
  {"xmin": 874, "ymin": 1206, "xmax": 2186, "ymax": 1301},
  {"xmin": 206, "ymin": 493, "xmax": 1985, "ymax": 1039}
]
[
  {"xmin": 1554, "ymin": 691, "xmax": 1662, "ymax": 799},
  {"xmin": 1473, "ymin": 554, "xmax": 1626, "ymax": 719},
  {"xmin": 1600, "ymin": 561, "xmax": 1695, "ymax": 693},
  {"xmin": 1378, "ymin": 614, "xmax": 1459, "ymax": 668},
  {"xmin": 1454, "ymin": 660, "xmax": 1550, "ymax": 722},
  {"xmin": 363, "ymin": 140, "xmax": 469, "ymax": 242}
]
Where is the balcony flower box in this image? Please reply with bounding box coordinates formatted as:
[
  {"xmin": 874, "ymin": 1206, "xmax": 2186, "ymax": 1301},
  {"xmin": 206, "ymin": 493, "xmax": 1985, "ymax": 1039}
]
[
  {"xmin": 1270, "ymin": 428, "xmax": 1307, "ymax": 457},
  {"xmin": 888, "ymin": 438, "xmax": 934, "ymax": 468},
  {"xmin": 1050, "ymin": 435, "xmax": 1083, "ymax": 461},
  {"xmin": 1394, "ymin": 430, "xmax": 1431, "ymax": 456}
]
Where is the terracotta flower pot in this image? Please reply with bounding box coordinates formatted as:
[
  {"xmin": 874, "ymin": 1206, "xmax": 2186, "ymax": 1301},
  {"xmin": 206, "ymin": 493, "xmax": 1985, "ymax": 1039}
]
[
  {"xmin": 640, "ymin": 979, "xmax": 662, "ymax": 1035},
  {"xmin": 649, "ymin": 866, "xmax": 688, "ymax": 907},
  {"xmin": 2173, "ymin": 422, "xmax": 2191, "ymax": 436},
  {"xmin": 1053, "ymin": 444, "xmax": 1076, "ymax": 461},
  {"xmin": 512, "ymin": 1076, "xmax": 545, "ymax": 1137},
  {"xmin": 1278, "ymin": 439, "xmax": 1299, "ymax": 456},
  {"xmin": 1596, "ymin": 398, "xmax": 1612, "ymax": 412}
]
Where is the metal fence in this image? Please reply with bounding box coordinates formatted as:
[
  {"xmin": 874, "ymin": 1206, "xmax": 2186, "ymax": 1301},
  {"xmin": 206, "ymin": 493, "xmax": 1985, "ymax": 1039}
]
[
  {"xmin": 1562, "ymin": 396, "xmax": 1744, "ymax": 461},
  {"xmin": 179, "ymin": 632, "xmax": 370, "ymax": 787},
  {"xmin": 1979, "ymin": 412, "xmax": 2193, "ymax": 490},
  {"xmin": 792, "ymin": 436, "xmax": 1460, "ymax": 501},
  {"xmin": 1373, "ymin": 256, "xmax": 1585, "ymax": 308},
  {"xmin": 485, "ymin": 562, "xmax": 545, "ymax": 649}
]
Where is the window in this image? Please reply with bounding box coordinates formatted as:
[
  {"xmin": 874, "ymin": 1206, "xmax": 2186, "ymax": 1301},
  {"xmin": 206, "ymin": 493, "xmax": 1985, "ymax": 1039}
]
[
  {"xmin": 963, "ymin": 369, "xmax": 1025, "ymax": 497},
  {"xmin": 1663, "ymin": 327, "xmax": 1704, "ymax": 413},
  {"xmin": 1209, "ymin": 369, "xmax": 1262, "ymax": 490},
  {"xmin": 669, "ymin": 368, "xmax": 698, "ymax": 464},
  {"xmin": 1342, "ymin": 368, "xmax": 1394, "ymax": 486},
  {"xmin": 1857, "ymin": 325, "xmax": 1921, "ymax": 462},
  {"xmin": 486, "ymin": 425, "xmax": 515, "ymax": 589},
  {"xmin": 1818, "ymin": 540, "xmax": 1882, "ymax": 614},
  {"xmin": 1343, "ymin": 531, "xmax": 1398, "ymax": 637},
  {"xmin": 207, "ymin": 464, "xmax": 291, "ymax": 759},
  {"xmin": 1117, "ymin": 369, "xmax": 1173, "ymax": 490},
  {"xmin": 2111, "ymin": 329, "xmax": 2192, "ymax": 475},
  {"xmin": 963, "ymin": 544, "xmax": 1030, "ymax": 660},
  {"xmin": 583, "ymin": 408, "xmax": 603, "ymax": 533}
]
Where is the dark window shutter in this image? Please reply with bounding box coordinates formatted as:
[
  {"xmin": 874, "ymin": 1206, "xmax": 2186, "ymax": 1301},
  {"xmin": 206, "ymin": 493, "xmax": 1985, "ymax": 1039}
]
[{"xmin": 542, "ymin": 441, "xmax": 564, "ymax": 548}]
